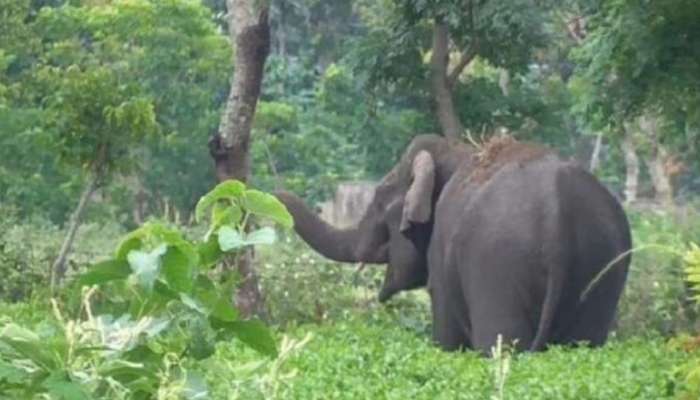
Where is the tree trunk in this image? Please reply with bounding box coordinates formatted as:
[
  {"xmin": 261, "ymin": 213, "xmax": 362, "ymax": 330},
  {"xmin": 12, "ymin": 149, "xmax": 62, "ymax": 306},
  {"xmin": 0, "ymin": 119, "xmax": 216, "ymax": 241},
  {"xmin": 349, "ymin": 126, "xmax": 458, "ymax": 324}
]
[
  {"xmin": 620, "ymin": 128, "xmax": 639, "ymax": 204},
  {"xmin": 211, "ymin": 0, "xmax": 270, "ymax": 319},
  {"xmin": 431, "ymin": 19, "xmax": 463, "ymax": 139},
  {"xmin": 589, "ymin": 132, "xmax": 603, "ymax": 172},
  {"xmin": 639, "ymin": 115, "xmax": 674, "ymax": 206},
  {"xmin": 51, "ymin": 174, "xmax": 99, "ymax": 291}
]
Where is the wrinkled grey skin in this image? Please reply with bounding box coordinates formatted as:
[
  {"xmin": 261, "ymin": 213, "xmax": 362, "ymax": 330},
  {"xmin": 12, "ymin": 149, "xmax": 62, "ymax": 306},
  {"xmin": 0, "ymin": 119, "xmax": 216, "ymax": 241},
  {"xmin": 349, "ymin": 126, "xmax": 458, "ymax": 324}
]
[{"xmin": 275, "ymin": 134, "xmax": 631, "ymax": 352}]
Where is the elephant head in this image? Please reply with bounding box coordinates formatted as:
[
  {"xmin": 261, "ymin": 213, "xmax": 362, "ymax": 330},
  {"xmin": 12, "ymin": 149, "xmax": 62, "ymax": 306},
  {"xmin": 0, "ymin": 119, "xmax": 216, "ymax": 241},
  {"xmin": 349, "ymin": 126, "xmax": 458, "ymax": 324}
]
[{"xmin": 275, "ymin": 134, "xmax": 472, "ymax": 302}]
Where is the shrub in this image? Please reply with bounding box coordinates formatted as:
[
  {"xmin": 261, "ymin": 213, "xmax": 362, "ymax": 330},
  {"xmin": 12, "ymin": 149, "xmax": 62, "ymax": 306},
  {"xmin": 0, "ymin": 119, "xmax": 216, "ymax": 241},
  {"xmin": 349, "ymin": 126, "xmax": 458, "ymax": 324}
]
[
  {"xmin": 616, "ymin": 208, "xmax": 700, "ymax": 336},
  {"xmin": 0, "ymin": 210, "xmax": 124, "ymax": 302},
  {"xmin": 0, "ymin": 181, "xmax": 288, "ymax": 398}
]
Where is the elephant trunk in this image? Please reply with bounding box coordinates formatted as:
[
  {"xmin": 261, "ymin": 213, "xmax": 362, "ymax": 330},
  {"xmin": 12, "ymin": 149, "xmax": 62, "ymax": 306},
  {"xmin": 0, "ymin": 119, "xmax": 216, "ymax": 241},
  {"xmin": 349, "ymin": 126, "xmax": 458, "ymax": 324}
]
[{"xmin": 275, "ymin": 191, "xmax": 387, "ymax": 263}]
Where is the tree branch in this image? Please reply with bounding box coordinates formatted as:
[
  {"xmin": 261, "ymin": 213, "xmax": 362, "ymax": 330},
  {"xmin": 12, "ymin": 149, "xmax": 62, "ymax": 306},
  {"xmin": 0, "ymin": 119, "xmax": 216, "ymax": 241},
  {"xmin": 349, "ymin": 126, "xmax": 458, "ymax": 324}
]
[
  {"xmin": 447, "ymin": 44, "xmax": 478, "ymax": 87},
  {"xmin": 431, "ymin": 19, "xmax": 464, "ymax": 138}
]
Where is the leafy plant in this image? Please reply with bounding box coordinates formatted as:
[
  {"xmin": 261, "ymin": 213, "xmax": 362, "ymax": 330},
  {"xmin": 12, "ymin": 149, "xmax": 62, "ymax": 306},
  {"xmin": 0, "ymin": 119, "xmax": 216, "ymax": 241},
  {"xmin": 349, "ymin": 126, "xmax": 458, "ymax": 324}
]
[
  {"xmin": 0, "ymin": 180, "xmax": 291, "ymax": 398},
  {"xmin": 667, "ymin": 243, "xmax": 700, "ymax": 399}
]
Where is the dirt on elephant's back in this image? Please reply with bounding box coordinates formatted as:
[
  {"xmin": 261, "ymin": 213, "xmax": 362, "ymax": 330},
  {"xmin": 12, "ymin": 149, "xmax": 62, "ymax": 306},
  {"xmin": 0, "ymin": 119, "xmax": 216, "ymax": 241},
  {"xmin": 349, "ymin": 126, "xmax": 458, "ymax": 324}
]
[{"xmin": 470, "ymin": 135, "xmax": 551, "ymax": 184}]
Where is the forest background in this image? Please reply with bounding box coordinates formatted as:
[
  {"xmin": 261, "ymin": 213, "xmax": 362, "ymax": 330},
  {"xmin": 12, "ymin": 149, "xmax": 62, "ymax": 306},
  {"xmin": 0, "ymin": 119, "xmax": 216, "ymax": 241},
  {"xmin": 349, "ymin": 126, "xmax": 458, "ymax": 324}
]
[{"xmin": 2, "ymin": 0, "xmax": 700, "ymax": 398}]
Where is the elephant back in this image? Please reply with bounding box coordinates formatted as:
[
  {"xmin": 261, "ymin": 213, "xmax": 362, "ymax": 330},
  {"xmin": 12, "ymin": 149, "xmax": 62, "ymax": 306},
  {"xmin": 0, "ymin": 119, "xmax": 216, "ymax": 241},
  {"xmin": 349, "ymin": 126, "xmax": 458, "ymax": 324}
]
[{"xmin": 470, "ymin": 135, "xmax": 552, "ymax": 184}]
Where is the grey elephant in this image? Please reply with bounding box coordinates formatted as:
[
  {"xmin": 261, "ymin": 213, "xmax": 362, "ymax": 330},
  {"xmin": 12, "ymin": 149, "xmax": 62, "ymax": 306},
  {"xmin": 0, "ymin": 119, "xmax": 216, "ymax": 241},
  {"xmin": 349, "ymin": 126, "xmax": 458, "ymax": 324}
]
[{"xmin": 275, "ymin": 134, "xmax": 631, "ymax": 352}]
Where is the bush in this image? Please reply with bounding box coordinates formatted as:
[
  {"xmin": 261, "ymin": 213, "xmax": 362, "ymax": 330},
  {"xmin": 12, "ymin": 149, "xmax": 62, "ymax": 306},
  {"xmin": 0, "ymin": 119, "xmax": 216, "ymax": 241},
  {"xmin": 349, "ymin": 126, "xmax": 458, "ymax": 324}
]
[
  {"xmin": 616, "ymin": 208, "xmax": 700, "ymax": 336},
  {"xmin": 257, "ymin": 235, "xmax": 431, "ymax": 331},
  {"xmin": 0, "ymin": 210, "xmax": 124, "ymax": 302},
  {"xmin": 0, "ymin": 181, "xmax": 286, "ymax": 398}
]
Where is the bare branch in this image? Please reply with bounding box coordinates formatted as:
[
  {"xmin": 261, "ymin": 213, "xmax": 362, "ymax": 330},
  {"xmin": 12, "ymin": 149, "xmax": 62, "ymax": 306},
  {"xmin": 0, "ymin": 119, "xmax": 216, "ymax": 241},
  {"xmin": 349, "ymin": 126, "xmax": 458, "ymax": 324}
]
[{"xmin": 447, "ymin": 45, "xmax": 478, "ymax": 87}]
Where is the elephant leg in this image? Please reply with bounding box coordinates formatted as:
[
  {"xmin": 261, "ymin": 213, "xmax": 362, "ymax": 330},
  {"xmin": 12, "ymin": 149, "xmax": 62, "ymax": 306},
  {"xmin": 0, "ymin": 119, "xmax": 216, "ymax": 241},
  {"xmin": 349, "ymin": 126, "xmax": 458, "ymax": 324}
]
[
  {"xmin": 557, "ymin": 270, "xmax": 626, "ymax": 346},
  {"xmin": 470, "ymin": 312, "xmax": 536, "ymax": 354},
  {"xmin": 430, "ymin": 289, "xmax": 469, "ymax": 351}
]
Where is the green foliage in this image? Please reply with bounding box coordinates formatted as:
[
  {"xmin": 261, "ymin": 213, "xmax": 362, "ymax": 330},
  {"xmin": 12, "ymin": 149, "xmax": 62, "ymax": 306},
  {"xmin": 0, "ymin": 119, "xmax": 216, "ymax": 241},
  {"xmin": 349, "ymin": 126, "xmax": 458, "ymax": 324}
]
[
  {"xmin": 0, "ymin": 206, "xmax": 125, "ymax": 303},
  {"xmin": 616, "ymin": 209, "xmax": 700, "ymax": 336},
  {"xmin": 203, "ymin": 313, "xmax": 683, "ymax": 399},
  {"xmin": 0, "ymin": 181, "xmax": 288, "ymax": 398},
  {"xmin": 572, "ymin": 0, "xmax": 700, "ymax": 128},
  {"xmin": 254, "ymin": 60, "xmax": 432, "ymax": 202},
  {"xmin": 673, "ymin": 240, "xmax": 700, "ymax": 398},
  {"xmin": 354, "ymin": 0, "xmax": 548, "ymax": 90},
  {"xmin": 684, "ymin": 244, "xmax": 700, "ymax": 302},
  {"xmin": 0, "ymin": 0, "xmax": 230, "ymax": 222}
]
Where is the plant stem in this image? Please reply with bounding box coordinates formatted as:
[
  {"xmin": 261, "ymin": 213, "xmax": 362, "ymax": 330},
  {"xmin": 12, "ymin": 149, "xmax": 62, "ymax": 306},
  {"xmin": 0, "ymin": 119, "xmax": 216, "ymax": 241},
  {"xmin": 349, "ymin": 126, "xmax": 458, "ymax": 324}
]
[{"xmin": 51, "ymin": 173, "xmax": 99, "ymax": 291}]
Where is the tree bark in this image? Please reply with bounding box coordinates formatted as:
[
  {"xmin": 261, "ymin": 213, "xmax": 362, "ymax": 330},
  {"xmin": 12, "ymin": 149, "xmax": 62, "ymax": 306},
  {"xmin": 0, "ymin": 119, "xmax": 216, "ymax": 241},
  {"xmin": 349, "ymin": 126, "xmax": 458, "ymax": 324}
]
[
  {"xmin": 639, "ymin": 115, "xmax": 674, "ymax": 206},
  {"xmin": 589, "ymin": 132, "xmax": 603, "ymax": 172},
  {"xmin": 51, "ymin": 174, "xmax": 99, "ymax": 291},
  {"xmin": 212, "ymin": 0, "xmax": 270, "ymax": 319},
  {"xmin": 431, "ymin": 19, "xmax": 464, "ymax": 139},
  {"xmin": 620, "ymin": 127, "xmax": 639, "ymax": 204}
]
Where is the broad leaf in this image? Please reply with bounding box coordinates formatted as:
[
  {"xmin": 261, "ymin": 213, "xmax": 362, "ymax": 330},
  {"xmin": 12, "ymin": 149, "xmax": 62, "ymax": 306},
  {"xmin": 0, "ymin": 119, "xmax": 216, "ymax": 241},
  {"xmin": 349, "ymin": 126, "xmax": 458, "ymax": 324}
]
[
  {"xmin": 243, "ymin": 189, "xmax": 294, "ymax": 228},
  {"xmin": 215, "ymin": 319, "xmax": 277, "ymax": 357},
  {"xmin": 161, "ymin": 246, "xmax": 194, "ymax": 293},
  {"xmin": 78, "ymin": 259, "xmax": 131, "ymax": 286},
  {"xmin": 43, "ymin": 372, "xmax": 90, "ymax": 400},
  {"xmin": 212, "ymin": 202, "xmax": 243, "ymax": 228},
  {"xmin": 210, "ymin": 296, "xmax": 239, "ymax": 322},
  {"xmin": 195, "ymin": 180, "xmax": 246, "ymax": 222},
  {"xmin": 0, "ymin": 324, "xmax": 61, "ymax": 371},
  {"xmin": 245, "ymin": 227, "xmax": 277, "ymax": 245},
  {"xmin": 127, "ymin": 244, "xmax": 167, "ymax": 291},
  {"xmin": 116, "ymin": 235, "xmax": 143, "ymax": 261},
  {"xmin": 180, "ymin": 294, "xmax": 207, "ymax": 314},
  {"xmin": 0, "ymin": 360, "xmax": 27, "ymax": 384},
  {"xmin": 217, "ymin": 226, "xmax": 246, "ymax": 251},
  {"xmin": 217, "ymin": 226, "xmax": 277, "ymax": 251},
  {"xmin": 197, "ymin": 234, "xmax": 223, "ymax": 268}
]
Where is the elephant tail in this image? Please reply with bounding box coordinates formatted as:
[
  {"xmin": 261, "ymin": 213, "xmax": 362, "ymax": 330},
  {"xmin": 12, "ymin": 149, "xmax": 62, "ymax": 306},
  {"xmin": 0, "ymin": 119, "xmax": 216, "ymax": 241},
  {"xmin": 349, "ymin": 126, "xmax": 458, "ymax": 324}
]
[{"xmin": 529, "ymin": 258, "xmax": 566, "ymax": 351}]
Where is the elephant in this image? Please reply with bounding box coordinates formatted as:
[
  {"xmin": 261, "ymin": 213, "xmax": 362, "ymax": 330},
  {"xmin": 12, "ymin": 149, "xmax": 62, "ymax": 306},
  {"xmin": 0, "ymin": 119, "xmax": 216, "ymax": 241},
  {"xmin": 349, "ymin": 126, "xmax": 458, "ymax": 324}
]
[{"xmin": 275, "ymin": 134, "xmax": 631, "ymax": 353}]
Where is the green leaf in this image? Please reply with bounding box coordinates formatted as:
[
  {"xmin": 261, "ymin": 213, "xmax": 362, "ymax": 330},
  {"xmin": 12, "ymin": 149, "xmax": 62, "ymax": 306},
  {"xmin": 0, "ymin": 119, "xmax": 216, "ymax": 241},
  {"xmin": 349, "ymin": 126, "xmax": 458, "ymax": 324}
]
[
  {"xmin": 78, "ymin": 259, "xmax": 131, "ymax": 286},
  {"xmin": 245, "ymin": 227, "xmax": 277, "ymax": 245},
  {"xmin": 242, "ymin": 189, "xmax": 294, "ymax": 228},
  {"xmin": 217, "ymin": 226, "xmax": 277, "ymax": 251},
  {"xmin": 210, "ymin": 296, "xmax": 239, "ymax": 322},
  {"xmin": 198, "ymin": 234, "xmax": 223, "ymax": 268},
  {"xmin": 192, "ymin": 275, "xmax": 218, "ymax": 311},
  {"xmin": 215, "ymin": 319, "xmax": 277, "ymax": 357},
  {"xmin": 212, "ymin": 201, "xmax": 243, "ymax": 228},
  {"xmin": 161, "ymin": 246, "xmax": 194, "ymax": 293},
  {"xmin": 195, "ymin": 180, "xmax": 246, "ymax": 222},
  {"xmin": 188, "ymin": 320, "xmax": 215, "ymax": 361},
  {"xmin": 127, "ymin": 244, "xmax": 167, "ymax": 291},
  {"xmin": 217, "ymin": 226, "xmax": 246, "ymax": 251},
  {"xmin": 43, "ymin": 372, "xmax": 89, "ymax": 400},
  {"xmin": 0, "ymin": 324, "xmax": 61, "ymax": 371},
  {"xmin": 116, "ymin": 235, "xmax": 143, "ymax": 260},
  {"xmin": 180, "ymin": 294, "xmax": 207, "ymax": 314},
  {"xmin": 0, "ymin": 359, "xmax": 28, "ymax": 384}
]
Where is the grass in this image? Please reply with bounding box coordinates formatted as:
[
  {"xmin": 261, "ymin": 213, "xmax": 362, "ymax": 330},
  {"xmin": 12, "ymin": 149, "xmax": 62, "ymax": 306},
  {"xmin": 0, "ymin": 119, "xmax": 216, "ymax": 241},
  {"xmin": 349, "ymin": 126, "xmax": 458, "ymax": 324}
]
[
  {"xmin": 203, "ymin": 311, "xmax": 684, "ymax": 399},
  {"xmin": 1, "ymin": 209, "xmax": 699, "ymax": 398}
]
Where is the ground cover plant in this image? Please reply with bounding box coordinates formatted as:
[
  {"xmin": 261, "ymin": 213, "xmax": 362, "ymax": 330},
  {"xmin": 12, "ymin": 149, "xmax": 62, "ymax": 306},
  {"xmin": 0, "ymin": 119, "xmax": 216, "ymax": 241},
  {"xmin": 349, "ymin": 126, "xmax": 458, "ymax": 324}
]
[
  {"xmin": 0, "ymin": 181, "xmax": 291, "ymax": 398},
  {"xmin": 2, "ymin": 0, "xmax": 700, "ymax": 398},
  {"xmin": 2, "ymin": 207, "xmax": 700, "ymax": 398}
]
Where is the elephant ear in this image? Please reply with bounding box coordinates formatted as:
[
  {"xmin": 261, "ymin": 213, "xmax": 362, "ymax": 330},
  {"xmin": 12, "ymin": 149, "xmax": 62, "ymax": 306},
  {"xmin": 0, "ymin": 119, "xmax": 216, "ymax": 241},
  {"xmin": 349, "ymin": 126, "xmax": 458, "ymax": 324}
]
[{"xmin": 400, "ymin": 150, "xmax": 435, "ymax": 233}]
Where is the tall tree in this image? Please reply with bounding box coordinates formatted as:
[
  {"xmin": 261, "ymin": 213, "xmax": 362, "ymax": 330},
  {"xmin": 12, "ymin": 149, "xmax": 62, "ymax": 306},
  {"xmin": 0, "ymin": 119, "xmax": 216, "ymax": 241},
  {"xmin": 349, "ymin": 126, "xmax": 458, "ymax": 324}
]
[
  {"xmin": 356, "ymin": 0, "xmax": 547, "ymax": 138},
  {"xmin": 210, "ymin": 0, "xmax": 271, "ymax": 318},
  {"xmin": 572, "ymin": 0, "xmax": 700, "ymax": 203}
]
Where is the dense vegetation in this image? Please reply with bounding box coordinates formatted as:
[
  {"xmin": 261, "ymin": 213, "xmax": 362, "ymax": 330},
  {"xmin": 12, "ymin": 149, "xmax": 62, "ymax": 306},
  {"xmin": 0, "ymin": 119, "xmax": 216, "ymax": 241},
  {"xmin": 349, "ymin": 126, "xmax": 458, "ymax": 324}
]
[{"xmin": 1, "ymin": 0, "xmax": 700, "ymax": 398}]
